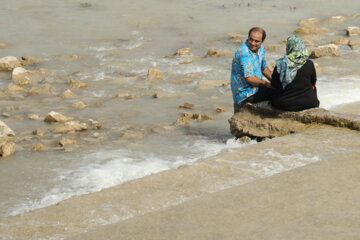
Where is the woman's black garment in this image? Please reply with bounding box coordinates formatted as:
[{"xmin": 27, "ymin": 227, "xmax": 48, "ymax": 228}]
[{"xmin": 270, "ymin": 60, "xmax": 320, "ymax": 111}]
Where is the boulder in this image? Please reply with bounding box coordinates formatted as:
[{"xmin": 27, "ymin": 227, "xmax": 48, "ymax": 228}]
[
  {"xmin": 229, "ymin": 102, "xmax": 360, "ymax": 139},
  {"xmin": 72, "ymin": 101, "xmax": 88, "ymax": 109},
  {"xmin": 12, "ymin": 67, "xmax": 36, "ymax": 86},
  {"xmin": 205, "ymin": 48, "xmax": 231, "ymax": 57},
  {"xmin": 87, "ymin": 119, "xmax": 101, "ymax": 130},
  {"xmin": 114, "ymin": 93, "xmax": 136, "ymax": 99},
  {"xmin": 5, "ymin": 83, "xmax": 27, "ymax": 93},
  {"xmin": 327, "ymin": 16, "xmax": 346, "ymax": 23},
  {"xmin": 0, "ymin": 56, "xmax": 22, "ymax": 71},
  {"xmin": 331, "ymin": 37, "xmax": 350, "ymax": 45},
  {"xmin": 60, "ymin": 89, "xmax": 76, "ymax": 99},
  {"xmin": 179, "ymin": 103, "xmax": 195, "ymax": 109},
  {"xmin": 21, "ymin": 56, "xmax": 43, "ymax": 66},
  {"xmin": 309, "ymin": 44, "xmax": 339, "ymax": 58},
  {"xmin": 348, "ymin": 38, "xmax": 360, "ymax": 50},
  {"xmin": 58, "ymin": 137, "xmax": 77, "ymax": 147},
  {"xmin": 28, "ymin": 114, "xmax": 40, "ymax": 120},
  {"xmin": 44, "ymin": 111, "xmax": 73, "ymax": 123},
  {"xmin": 294, "ymin": 25, "xmax": 331, "ymax": 35},
  {"xmin": 68, "ymin": 79, "xmax": 89, "ymax": 89},
  {"xmin": 346, "ymin": 27, "xmax": 360, "ymax": 37},
  {"xmin": 30, "ymin": 143, "xmax": 47, "ymax": 151},
  {"xmin": 147, "ymin": 68, "xmax": 163, "ymax": 81},
  {"xmin": 174, "ymin": 48, "xmax": 192, "ymax": 56},
  {"xmin": 52, "ymin": 121, "xmax": 88, "ymax": 133},
  {"xmin": 0, "ymin": 120, "xmax": 15, "ymax": 137},
  {"xmin": 216, "ymin": 107, "xmax": 227, "ymax": 113},
  {"xmin": 298, "ymin": 18, "xmax": 320, "ymax": 26},
  {"xmin": 28, "ymin": 84, "xmax": 55, "ymax": 96},
  {"xmin": 0, "ymin": 140, "xmax": 16, "ymax": 157},
  {"xmin": 227, "ymin": 32, "xmax": 246, "ymax": 39}
]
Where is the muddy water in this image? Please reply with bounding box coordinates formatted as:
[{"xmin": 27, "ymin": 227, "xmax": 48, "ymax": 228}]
[{"xmin": 0, "ymin": 0, "xmax": 360, "ymax": 239}]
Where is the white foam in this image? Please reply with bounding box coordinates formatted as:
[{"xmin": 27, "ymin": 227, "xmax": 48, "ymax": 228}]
[
  {"xmin": 317, "ymin": 75, "xmax": 360, "ymax": 109},
  {"xmin": 7, "ymin": 137, "xmax": 243, "ymax": 217}
]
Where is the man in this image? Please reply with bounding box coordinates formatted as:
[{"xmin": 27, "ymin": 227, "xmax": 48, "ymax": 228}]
[{"xmin": 230, "ymin": 27, "xmax": 273, "ymax": 111}]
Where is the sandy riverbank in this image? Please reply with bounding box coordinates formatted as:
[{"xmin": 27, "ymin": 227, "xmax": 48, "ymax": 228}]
[{"xmin": 68, "ymin": 150, "xmax": 360, "ymax": 240}]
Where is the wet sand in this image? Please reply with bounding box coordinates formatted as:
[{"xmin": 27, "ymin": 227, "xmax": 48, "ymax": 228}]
[{"xmin": 69, "ymin": 151, "xmax": 360, "ymax": 240}]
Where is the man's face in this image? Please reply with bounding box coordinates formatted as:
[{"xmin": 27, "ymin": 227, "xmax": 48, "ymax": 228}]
[{"xmin": 247, "ymin": 31, "xmax": 263, "ymax": 52}]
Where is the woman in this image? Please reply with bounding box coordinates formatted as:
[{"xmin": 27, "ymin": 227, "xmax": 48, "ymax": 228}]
[{"xmin": 271, "ymin": 35, "xmax": 320, "ymax": 111}]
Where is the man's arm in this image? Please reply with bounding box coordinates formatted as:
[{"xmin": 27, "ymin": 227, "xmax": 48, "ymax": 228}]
[
  {"xmin": 262, "ymin": 67, "xmax": 272, "ymax": 81},
  {"xmin": 245, "ymin": 74, "xmax": 271, "ymax": 88}
]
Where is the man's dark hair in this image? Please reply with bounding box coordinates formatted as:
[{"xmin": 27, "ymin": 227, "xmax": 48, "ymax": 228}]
[{"xmin": 248, "ymin": 27, "xmax": 266, "ymax": 42}]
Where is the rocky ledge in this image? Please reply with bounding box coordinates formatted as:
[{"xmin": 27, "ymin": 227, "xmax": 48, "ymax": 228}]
[{"xmin": 229, "ymin": 102, "xmax": 360, "ymax": 140}]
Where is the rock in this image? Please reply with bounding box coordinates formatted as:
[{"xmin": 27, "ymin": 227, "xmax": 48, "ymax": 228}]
[
  {"xmin": 179, "ymin": 103, "xmax": 195, "ymax": 109},
  {"xmin": 327, "ymin": 16, "xmax": 346, "ymax": 23},
  {"xmin": 21, "ymin": 56, "xmax": 43, "ymax": 66},
  {"xmin": 87, "ymin": 119, "xmax": 101, "ymax": 130},
  {"xmin": 346, "ymin": 27, "xmax": 360, "ymax": 37},
  {"xmin": 0, "ymin": 56, "xmax": 22, "ymax": 71},
  {"xmin": 237, "ymin": 136, "xmax": 252, "ymax": 143},
  {"xmin": 206, "ymin": 48, "xmax": 231, "ymax": 57},
  {"xmin": 314, "ymin": 63, "xmax": 324, "ymax": 74},
  {"xmin": 5, "ymin": 83, "xmax": 27, "ymax": 93},
  {"xmin": 233, "ymin": 39, "xmax": 246, "ymax": 44},
  {"xmin": 30, "ymin": 143, "xmax": 47, "ymax": 151},
  {"xmin": 52, "ymin": 121, "xmax": 88, "ymax": 133},
  {"xmin": 192, "ymin": 113, "xmax": 214, "ymax": 120},
  {"xmin": 72, "ymin": 101, "xmax": 88, "ymax": 109},
  {"xmin": 58, "ymin": 137, "xmax": 77, "ymax": 147},
  {"xmin": 227, "ymin": 32, "xmax": 246, "ymax": 39},
  {"xmin": 197, "ymin": 80, "xmax": 229, "ymax": 90},
  {"xmin": 44, "ymin": 111, "xmax": 73, "ymax": 123},
  {"xmin": 69, "ymin": 79, "xmax": 89, "ymax": 89},
  {"xmin": 294, "ymin": 25, "xmax": 331, "ymax": 35},
  {"xmin": 60, "ymin": 89, "xmax": 76, "ymax": 99},
  {"xmin": 179, "ymin": 58, "xmax": 193, "ymax": 64},
  {"xmin": 181, "ymin": 112, "xmax": 214, "ymax": 120},
  {"xmin": 298, "ymin": 18, "xmax": 320, "ymax": 26},
  {"xmin": 114, "ymin": 93, "xmax": 136, "ymax": 99},
  {"xmin": 28, "ymin": 114, "xmax": 40, "ymax": 120},
  {"xmin": 348, "ymin": 38, "xmax": 360, "ymax": 50},
  {"xmin": 331, "ymin": 37, "xmax": 350, "ymax": 45},
  {"xmin": 2, "ymin": 113, "xmax": 10, "ymax": 118},
  {"xmin": 229, "ymin": 102, "xmax": 360, "ymax": 139},
  {"xmin": 174, "ymin": 48, "xmax": 192, "ymax": 56},
  {"xmin": 28, "ymin": 84, "xmax": 55, "ymax": 96},
  {"xmin": 216, "ymin": 107, "xmax": 227, "ymax": 113},
  {"xmin": 32, "ymin": 128, "xmax": 47, "ymax": 137},
  {"xmin": 175, "ymin": 117, "xmax": 191, "ymax": 125},
  {"xmin": 0, "ymin": 43, "xmax": 7, "ymax": 48},
  {"xmin": 0, "ymin": 141, "xmax": 16, "ymax": 157},
  {"xmin": 147, "ymin": 68, "xmax": 163, "ymax": 81},
  {"xmin": 11, "ymin": 67, "xmax": 36, "ymax": 86},
  {"xmin": 309, "ymin": 44, "xmax": 339, "ymax": 58},
  {"xmin": 0, "ymin": 120, "xmax": 15, "ymax": 137}
]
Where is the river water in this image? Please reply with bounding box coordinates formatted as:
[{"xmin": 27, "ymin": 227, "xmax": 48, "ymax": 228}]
[{"xmin": 0, "ymin": 0, "xmax": 360, "ymax": 239}]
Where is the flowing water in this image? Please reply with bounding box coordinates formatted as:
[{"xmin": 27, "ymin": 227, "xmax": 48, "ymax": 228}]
[{"xmin": 0, "ymin": 0, "xmax": 360, "ymax": 239}]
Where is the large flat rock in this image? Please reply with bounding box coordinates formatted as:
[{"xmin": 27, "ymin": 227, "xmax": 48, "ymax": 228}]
[{"xmin": 229, "ymin": 102, "xmax": 360, "ymax": 139}]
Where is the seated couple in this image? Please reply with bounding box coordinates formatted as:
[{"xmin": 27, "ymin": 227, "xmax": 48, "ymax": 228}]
[{"xmin": 231, "ymin": 27, "xmax": 320, "ymax": 112}]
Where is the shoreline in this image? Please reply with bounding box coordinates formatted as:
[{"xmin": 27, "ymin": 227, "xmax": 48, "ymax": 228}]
[
  {"xmin": 68, "ymin": 151, "xmax": 360, "ymax": 240},
  {"xmin": 1, "ymin": 124, "xmax": 360, "ymax": 239}
]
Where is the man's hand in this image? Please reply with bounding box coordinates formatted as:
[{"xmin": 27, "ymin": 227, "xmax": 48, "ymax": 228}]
[{"xmin": 245, "ymin": 76, "xmax": 272, "ymax": 88}]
